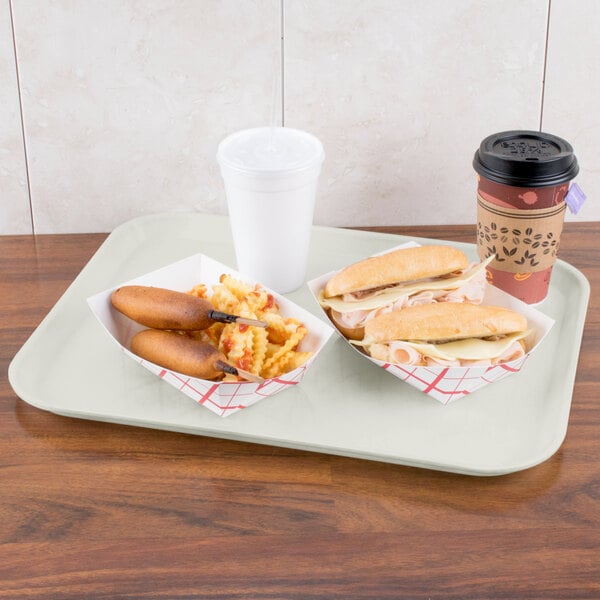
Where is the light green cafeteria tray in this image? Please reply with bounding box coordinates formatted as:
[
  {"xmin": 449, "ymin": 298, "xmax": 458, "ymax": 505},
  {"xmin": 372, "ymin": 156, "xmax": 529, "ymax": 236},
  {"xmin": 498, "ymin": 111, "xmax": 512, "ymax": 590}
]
[{"xmin": 8, "ymin": 213, "xmax": 590, "ymax": 475}]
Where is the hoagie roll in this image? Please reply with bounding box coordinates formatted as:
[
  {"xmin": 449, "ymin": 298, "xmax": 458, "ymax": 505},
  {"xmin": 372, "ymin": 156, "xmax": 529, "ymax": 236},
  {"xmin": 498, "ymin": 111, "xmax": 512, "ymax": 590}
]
[
  {"xmin": 353, "ymin": 302, "xmax": 530, "ymax": 367},
  {"xmin": 320, "ymin": 245, "xmax": 493, "ymax": 340}
]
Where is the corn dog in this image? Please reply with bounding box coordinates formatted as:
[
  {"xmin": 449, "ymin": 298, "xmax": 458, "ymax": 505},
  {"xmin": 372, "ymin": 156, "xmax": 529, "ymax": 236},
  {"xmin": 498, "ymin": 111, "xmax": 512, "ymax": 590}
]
[{"xmin": 111, "ymin": 285, "xmax": 266, "ymax": 330}]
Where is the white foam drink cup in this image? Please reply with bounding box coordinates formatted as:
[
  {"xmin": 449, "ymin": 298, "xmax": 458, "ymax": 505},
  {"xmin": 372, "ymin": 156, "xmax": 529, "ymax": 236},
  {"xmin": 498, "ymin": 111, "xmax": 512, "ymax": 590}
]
[{"xmin": 217, "ymin": 127, "xmax": 325, "ymax": 293}]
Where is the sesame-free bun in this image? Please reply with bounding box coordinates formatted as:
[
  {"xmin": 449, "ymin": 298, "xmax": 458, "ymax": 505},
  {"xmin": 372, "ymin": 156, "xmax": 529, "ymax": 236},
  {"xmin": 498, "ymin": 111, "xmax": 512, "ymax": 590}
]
[
  {"xmin": 324, "ymin": 245, "xmax": 469, "ymax": 298},
  {"xmin": 364, "ymin": 302, "xmax": 528, "ymax": 343},
  {"xmin": 328, "ymin": 309, "xmax": 365, "ymax": 341}
]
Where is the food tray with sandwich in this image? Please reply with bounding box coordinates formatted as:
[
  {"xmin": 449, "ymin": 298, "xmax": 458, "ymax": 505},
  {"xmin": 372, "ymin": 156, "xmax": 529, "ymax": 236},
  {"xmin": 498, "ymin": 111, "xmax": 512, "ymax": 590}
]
[
  {"xmin": 7, "ymin": 213, "xmax": 589, "ymax": 475},
  {"xmin": 309, "ymin": 243, "xmax": 554, "ymax": 403}
]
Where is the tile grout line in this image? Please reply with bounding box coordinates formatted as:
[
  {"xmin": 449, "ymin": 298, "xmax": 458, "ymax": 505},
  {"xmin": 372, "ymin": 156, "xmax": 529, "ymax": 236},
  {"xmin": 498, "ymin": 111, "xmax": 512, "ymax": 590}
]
[
  {"xmin": 9, "ymin": 0, "xmax": 35, "ymax": 235},
  {"xmin": 280, "ymin": 0, "xmax": 285, "ymax": 126},
  {"xmin": 539, "ymin": 0, "xmax": 552, "ymax": 131}
]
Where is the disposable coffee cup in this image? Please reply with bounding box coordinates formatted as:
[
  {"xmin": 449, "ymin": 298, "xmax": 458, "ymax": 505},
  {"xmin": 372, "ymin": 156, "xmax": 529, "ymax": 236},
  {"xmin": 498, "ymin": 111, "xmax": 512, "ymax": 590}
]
[
  {"xmin": 473, "ymin": 130, "xmax": 579, "ymax": 304},
  {"xmin": 217, "ymin": 127, "xmax": 325, "ymax": 294}
]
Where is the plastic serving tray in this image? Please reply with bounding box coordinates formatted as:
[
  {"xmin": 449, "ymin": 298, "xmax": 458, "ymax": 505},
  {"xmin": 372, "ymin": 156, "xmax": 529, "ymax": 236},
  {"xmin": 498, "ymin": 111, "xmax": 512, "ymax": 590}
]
[{"xmin": 8, "ymin": 213, "xmax": 590, "ymax": 476}]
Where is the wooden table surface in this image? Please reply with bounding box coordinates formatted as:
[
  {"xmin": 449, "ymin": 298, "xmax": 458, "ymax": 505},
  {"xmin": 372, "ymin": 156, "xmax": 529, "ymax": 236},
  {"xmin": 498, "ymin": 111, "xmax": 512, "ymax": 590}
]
[{"xmin": 1, "ymin": 223, "xmax": 598, "ymax": 599}]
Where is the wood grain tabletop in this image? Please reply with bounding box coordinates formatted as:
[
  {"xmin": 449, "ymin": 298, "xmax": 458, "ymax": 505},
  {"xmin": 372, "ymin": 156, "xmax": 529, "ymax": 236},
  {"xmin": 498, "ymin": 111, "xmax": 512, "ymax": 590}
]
[{"xmin": 1, "ymin": 222, "xmax": 598, "ymax": 600}]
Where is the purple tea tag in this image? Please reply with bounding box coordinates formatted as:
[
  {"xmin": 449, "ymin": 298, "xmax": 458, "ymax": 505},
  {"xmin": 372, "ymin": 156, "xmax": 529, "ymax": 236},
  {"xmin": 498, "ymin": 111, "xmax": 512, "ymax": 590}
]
[{"xmin": 565, "ymin": 182, "xmax": 586, "ymax": 214}]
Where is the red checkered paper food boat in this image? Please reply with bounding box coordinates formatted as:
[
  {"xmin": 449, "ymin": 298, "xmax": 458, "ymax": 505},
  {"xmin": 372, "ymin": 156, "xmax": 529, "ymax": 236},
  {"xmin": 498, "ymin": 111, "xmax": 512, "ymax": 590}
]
[
  {"xmin": 88, "ymin": 253, "xmax": 334, "ymax": 417},
  {"xmin": 308, "ymin": 243, "xmax": 554, "ymax": 405}
]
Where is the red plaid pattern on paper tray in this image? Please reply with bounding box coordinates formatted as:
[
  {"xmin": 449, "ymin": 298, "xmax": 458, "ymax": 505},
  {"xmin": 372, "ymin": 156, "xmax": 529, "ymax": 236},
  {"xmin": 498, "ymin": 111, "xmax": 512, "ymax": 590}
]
[
  {"xmin": 306, "ymin": 243, "xmax": 554, "ymax": 406},
  {"xmin": 126, "ymin": 347, "xmax": 311, "ymax": 417},
  {"xmin": 87, "ymin": 252, "xmax": 333, "ymax": 417},
  {"xmin": 382, "ymin": 355, "xmax": 529, "ymax": 404}
]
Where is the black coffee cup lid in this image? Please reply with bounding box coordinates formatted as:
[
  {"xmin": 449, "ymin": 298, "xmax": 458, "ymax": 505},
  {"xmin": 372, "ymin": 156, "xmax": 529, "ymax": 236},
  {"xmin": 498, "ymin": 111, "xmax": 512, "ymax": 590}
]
[{"xmin": 473, "ymin": 130, "xmax": 579, "ymax": 187}]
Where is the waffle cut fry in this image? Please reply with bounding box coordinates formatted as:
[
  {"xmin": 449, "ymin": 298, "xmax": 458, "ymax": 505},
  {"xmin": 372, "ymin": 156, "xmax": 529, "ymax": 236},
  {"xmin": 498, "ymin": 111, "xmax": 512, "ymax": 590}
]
[
  {"xmin": 186, "ymin": 274, "xmax": 312, "ymax": 380},
  {"xmin": 188, "ymin": 283, "xmax": 208, "ymax": 299},
  {"xmin": 262, "ymin": 319, "xmax": 306, "ymax": 378},
  {"xmin": 219, "ymin": 321, "xmax": 255, "ymax": 378}
]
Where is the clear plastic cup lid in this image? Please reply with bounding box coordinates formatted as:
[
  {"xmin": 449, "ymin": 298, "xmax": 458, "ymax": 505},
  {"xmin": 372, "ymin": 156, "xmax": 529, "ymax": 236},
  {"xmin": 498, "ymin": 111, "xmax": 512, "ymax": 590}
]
[{"xmin": 217, "ymin": 127, "xmax": 325, "ymax": 176}]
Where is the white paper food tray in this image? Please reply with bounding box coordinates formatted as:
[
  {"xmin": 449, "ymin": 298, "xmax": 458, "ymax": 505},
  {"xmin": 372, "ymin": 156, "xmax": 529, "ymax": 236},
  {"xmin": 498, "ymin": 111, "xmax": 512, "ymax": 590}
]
[
  {"xmin": 87, "ymin": 253, "xmax": 334, "ymax": 417},
  {"xmin": 308, "ymin": 243, "xmax": 555, "ymax": 404}
]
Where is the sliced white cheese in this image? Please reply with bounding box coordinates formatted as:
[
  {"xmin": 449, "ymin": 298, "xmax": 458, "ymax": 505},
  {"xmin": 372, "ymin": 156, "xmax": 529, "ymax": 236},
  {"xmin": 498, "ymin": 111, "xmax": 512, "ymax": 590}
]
[
  {"xmin": 393, "ymin": 330, "xmax": 531, "ymax": 362},
  {"xmin": 320, "ymin": 255, "xmax": 493, "ymax": 313}
]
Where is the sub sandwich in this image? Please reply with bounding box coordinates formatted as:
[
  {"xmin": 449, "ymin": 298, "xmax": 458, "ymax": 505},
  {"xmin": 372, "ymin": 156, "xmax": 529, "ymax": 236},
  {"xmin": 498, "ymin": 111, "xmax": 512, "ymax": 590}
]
[
  {"xmin": 320, "ymin": 245, "xmax": 493, "ymax": 340},
  {"xmin": 353, "ymin": 302, "xmax": 530, "ymax": 367}
]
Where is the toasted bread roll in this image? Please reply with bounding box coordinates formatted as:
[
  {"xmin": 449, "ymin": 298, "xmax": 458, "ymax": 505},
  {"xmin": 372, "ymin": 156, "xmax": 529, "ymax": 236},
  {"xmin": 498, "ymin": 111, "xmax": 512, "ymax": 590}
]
[
  {"xmin": 324, "ymin": 245, "xmax": 469, "ymax": 298},
  {"xmin": 364, "ymin": 302, "xmax": 528, "ymax": 343},
  {"xmin": 328, "ymin": 309, "xmax": 365, "ymax": 341},
  {"xmin": 355, "ymin": 303, "xmax": 530, "ymax": 367}
]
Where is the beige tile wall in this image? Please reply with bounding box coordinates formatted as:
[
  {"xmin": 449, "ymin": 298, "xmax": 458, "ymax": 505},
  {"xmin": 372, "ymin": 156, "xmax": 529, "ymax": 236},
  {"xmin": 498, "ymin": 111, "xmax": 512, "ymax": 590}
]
[
  {"xmin": 285, "ymin": 0, "xmax": 549, "ymax": 226},
  {"xmin": 2, "ymin": 0, "xmax": 597, "ymax": 234},
  {"xmin": 543, "ymin": 0, "xmax": 598, "ymax": 223},
  {"xmin": 10, "ymin": 0, "xmax": 281, "ymax": 234},
  {"xmin": 0, "ymin": 0, "xmax": 30, "ymax": 234}
]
